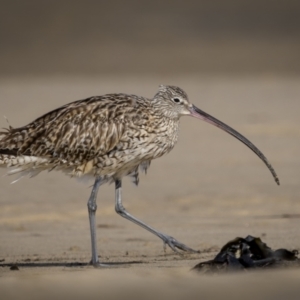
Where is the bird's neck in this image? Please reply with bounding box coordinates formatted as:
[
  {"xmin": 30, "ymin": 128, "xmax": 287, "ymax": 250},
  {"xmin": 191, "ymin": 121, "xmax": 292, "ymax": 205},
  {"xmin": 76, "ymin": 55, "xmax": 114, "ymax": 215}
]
[{"xmin": 151, "ymin": 99, "xmax": 180, "ymax": 121}]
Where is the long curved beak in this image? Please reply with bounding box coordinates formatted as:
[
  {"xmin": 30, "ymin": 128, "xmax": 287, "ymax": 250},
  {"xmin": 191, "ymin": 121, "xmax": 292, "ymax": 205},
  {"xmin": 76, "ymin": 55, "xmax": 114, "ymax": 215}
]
[{"xmin": 190, "ymin": 105, "xmax": 279, "ymax": 185}]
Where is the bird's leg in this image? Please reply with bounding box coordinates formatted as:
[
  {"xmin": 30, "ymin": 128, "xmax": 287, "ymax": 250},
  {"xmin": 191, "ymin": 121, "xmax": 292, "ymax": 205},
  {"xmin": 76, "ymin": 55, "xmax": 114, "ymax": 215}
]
[
  {"xmin": 87, "ymin": 177, "xmax": 103, "ymax": 266},
  {"xmin": 114, "ymin": 180, "xmax": 199, "ymax": 253}
]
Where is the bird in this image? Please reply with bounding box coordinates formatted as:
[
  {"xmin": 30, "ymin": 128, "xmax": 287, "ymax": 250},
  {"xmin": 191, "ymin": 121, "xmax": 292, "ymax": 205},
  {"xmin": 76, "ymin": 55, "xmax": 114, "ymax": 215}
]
[{"xmin": 0, "ymin": 85, "xmax": 279, "ymax": 267}]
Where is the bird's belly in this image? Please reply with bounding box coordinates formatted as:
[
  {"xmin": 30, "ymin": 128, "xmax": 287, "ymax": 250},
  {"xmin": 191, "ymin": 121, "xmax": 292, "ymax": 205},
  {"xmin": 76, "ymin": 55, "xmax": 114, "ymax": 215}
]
[
  {"xmin": 93, "ymin": 148, "xmax": 149, "ymax": 175},
  {"xmin": 92, "ymin": 139, "xmax": 171, "ymax": 177},
  {"xmin": 78, "ymin": 126, "xmax": 179, "ymax": 180}
]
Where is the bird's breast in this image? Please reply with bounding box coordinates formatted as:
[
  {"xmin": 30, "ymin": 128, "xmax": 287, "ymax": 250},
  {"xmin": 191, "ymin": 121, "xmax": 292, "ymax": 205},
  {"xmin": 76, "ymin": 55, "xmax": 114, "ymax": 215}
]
[{"xmin": 149, "ymin": 118, "xmax": 180, "ymax": 158}]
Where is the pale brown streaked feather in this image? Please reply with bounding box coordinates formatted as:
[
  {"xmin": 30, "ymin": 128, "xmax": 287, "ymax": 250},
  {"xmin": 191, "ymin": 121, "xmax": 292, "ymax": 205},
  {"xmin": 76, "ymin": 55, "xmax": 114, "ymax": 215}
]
[{"xmin": 0, "ymin": 89, "xmax": 182, "ymax": 184}]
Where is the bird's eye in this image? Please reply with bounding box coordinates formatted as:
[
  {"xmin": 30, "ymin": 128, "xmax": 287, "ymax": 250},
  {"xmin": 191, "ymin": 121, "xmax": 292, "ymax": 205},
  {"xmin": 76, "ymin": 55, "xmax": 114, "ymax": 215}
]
[{"xmin": 173, "ymin": 98, "xmax": 181, "ymax": 103}]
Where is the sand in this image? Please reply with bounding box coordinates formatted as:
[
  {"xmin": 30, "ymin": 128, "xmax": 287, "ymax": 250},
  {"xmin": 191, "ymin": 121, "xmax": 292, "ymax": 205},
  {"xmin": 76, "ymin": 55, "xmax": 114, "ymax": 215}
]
[{"xmin": 0, "ymin": 75, "xmax": 300, "ymax": 299}]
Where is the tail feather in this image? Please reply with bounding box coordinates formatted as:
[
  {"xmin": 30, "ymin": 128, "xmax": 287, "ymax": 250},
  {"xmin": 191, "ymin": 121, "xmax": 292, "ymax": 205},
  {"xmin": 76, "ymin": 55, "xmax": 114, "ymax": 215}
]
[
  {"xmin": 0, "ymin": 154, "xmax": 50, "ymax": 181},
  {"xmin": 10, "ymin": 168, "xmax": 44, "ymax": 184}
]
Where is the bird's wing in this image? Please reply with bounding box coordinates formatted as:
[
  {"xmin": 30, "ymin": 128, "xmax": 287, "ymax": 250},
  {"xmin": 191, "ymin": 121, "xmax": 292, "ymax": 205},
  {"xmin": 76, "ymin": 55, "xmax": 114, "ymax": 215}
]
[{"xmin": 0, "ymin": 95, "xmax": 140, "ymax": 164}]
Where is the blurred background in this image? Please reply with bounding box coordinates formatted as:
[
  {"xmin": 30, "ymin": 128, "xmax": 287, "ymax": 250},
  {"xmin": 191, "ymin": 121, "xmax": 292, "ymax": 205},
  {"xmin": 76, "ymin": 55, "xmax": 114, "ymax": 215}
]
[
  {"xmin": 0, "ymin": 0, "xmax": 300, "ymax": 76},
  {"xmin": 1, "ymin": 0, "xmax": 300, "ymax": 271}
]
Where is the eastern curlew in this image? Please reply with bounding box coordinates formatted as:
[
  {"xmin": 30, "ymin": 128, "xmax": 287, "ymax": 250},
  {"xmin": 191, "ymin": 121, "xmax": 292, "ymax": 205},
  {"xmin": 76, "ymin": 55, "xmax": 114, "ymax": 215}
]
[{"xmin": 0, "ymin": 85, "xmax": 279, "ymax": 266}]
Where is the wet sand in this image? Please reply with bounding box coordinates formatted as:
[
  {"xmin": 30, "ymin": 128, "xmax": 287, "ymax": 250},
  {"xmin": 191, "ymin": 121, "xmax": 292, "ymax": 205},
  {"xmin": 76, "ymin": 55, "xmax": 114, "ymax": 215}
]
[{"xmin": 0, "ymin": 75, "xmax": 300, "ymax": 299}]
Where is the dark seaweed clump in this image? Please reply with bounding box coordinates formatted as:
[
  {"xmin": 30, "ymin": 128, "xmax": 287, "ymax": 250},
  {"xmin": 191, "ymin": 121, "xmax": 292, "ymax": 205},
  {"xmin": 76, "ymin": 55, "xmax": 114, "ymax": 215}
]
[{"xmin": 193, "ymin": 235, "xmax": 299, "ymax": 273}]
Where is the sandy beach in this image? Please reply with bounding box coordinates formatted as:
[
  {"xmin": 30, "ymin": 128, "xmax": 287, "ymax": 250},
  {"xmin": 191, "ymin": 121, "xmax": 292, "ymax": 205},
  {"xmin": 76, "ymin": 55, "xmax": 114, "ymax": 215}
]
[{"xmin": 0, "ymin": 75, "xmax": 299, "ymax": 299}]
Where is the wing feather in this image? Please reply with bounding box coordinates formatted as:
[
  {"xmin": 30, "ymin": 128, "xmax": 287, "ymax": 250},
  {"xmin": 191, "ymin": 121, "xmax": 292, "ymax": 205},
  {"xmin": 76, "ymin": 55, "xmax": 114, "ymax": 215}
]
[{"xmin": 0, "ymin": 95, "xmax": 138, "ymax": 167}]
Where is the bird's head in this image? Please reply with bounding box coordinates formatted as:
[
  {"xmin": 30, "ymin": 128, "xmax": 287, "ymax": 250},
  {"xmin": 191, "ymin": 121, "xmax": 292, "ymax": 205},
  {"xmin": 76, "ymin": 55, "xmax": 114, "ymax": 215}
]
[
  {"xmin": 153, "ymin": 85, "xmax": 279, "ymax": 185},
  {"xmin": 153, "ymin": 85, "xmax": 193, "ymax": 119}
]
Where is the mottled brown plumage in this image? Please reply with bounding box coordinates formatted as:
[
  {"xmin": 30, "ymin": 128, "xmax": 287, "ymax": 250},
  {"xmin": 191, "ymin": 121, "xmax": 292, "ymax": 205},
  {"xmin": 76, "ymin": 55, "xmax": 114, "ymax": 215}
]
[
  {"xmin": 0, "ymin": 86, "xmax": 188, "ymax": 185},
  {"xmin": 0, "ymin": 85, "xmax": 279, "ymax": 266}
]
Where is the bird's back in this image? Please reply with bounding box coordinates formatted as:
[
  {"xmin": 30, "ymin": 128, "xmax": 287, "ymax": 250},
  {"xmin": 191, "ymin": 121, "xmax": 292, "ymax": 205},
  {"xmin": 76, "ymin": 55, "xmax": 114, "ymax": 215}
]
[{"xmin": 0, "ymin": 93, "xmax": 179, "ymax": 184}]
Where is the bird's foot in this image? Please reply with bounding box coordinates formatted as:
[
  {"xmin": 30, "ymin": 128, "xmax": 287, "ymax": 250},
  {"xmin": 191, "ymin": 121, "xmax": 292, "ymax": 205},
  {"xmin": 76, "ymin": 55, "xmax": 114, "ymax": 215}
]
[
  {"xmin": 93, "ymin": 262, "xmax": 113, "ymax": 268},
  {"xmin": 89, "ymin": 258, "xmax": 112, "ymax": 268},
  {"xmin": 90, "ymin": 260, "xmax": 138, "ymax": 268},
  {"xmin": 161, "ymin": 235, "xmax": 200, "ymax": 253}
]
